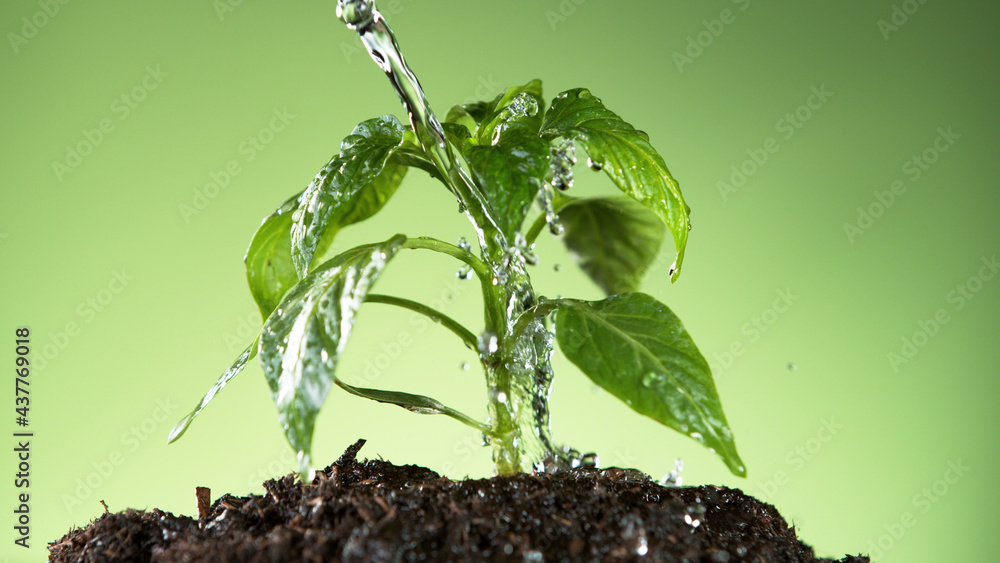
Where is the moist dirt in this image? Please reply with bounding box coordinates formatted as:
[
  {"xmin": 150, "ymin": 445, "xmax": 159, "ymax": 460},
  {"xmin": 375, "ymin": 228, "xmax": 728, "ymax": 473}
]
[{"xmin": 49, "ymin": 440, "xmax": 870, "ymax": 562}]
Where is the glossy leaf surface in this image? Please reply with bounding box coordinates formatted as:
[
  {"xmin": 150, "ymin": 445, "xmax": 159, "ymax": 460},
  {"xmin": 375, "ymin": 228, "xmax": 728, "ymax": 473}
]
[
  {"xmin": 541, "ymin": 89, "xmax": 690, "ymax": 281},
  {"xmin": 465, "ymin": 137, "xmax": 549, "ymax": 242},
  {"xmin": 554, "ymin": 293, "xmax": 744, "ymax": 476},
  {"xmin": 291, "ymin": 115, "xmax": 410, "ymax": 277},
  {"xmin": 168, "ymin": 339, "xmax": 259, "ymax": 443},
  {"xmin": 245, "ymin": 194, "xmax": 301, "ymax": 320},
  {"xmin": 460, "ymin": 80, "xmax": 548, "ymax": 241},
  {"xmin": 260, "ymin": 235, "xmax": 405, "ymax": 476}
]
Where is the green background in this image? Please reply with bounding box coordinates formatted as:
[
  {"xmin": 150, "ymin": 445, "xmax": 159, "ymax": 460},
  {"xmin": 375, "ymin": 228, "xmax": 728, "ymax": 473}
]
[{"xmin": 2, "ymin": 0, "xmax": 997, "ymax": 560}]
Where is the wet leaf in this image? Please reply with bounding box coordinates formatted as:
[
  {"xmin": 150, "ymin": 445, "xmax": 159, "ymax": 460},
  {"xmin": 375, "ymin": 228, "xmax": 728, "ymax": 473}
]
[
  {"xmin": 334, "ymin": 381, "xmax": 489, "ymax": 434},
  {"xmin": 260, "ymin": 235, "xmax": 406, "ymax": 478},
  {"xmin": 452, "ymin": 80, "xmax": 548, "ymax": 241},
  {"xmin": 475, "ymin": 79, "xmax": 545, "ymax": 146},
  {"xmin": 554, "ymin": 293, "xmax": 744, "ymax": 476},
  {"xmin": 541, "ymin": 89, "xmax": 690, "ymax": 281},
  {"xmin": 168, "ymin": 339, "xmax": 259, "ymax": 444},
  {"xmin": 291, "ymin": 115, "xmax": 411, "ymax": 278},
  {"xmin": 245, "ymin": 193, "xmax": 301, "ymax": 321},
  {"xmin": 465, "ymin": 136, "xmax": 550, "ymax": 242},
  {"xmin": 557, "ymin": 196, "xmax": 665, "ymax": 295}
]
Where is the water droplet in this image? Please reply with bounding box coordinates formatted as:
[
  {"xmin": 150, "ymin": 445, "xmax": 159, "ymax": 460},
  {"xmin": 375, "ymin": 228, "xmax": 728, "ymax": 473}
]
[
  {"xmin": 787, "ymin": 362, "xmax": 797, "ymax": 371},
  {"xmin": 320, "ymin": 349, "xmax": 329, "ymax": 362},
  {"xmin": 580, "ymin": 452, "xmax": 600, "ymax": 467},
  {"xmin": 660, "ymin": 458, "xmax": 684, "ymax": 487},
  {"xmin": 512, "ymin": 231, "xmax": 539, "ymax": 266},
  {"xmin": 404, "ymin": 406, "xmax": 437, "ymax": 414},
  {"xmin": 587, "ymin": 157, "xmax": 603, "ymax": 171},
  {"xmin": 456, "ymin": 265, "xmax": 473, "ymax": 279},
  {"xmin": 460, "ymin": 362, "xmax": 470, "ymax": 371},
  {"xmin": 477, "ymin": 330, "xmax": 499, "ymax": 356},
  {"xmin": 456, "ymin": 237, "xmax": 471, "ymax": 252},
  {"xmin": 553, "ymin": 263, "xmax": 561, "ymax": 272},
  {"xmin": 684, "ymin": 513, "xmax": 701, "ymax": 528},
  {"xmin": 458, "ymin": 202, "xmax": 467, "ymax": 213},
  {"xmin": 523, "ymin": 549, "xmax": 544, "ymax": 562},
  {"xmin": 550, "ymin": 139, "xmax": 576, "ymax": 191},
  {"xmin": 488, "ymin": 387, "xmax": 508, "ymax": 404},
  {"xmin": 641, "ymin": 372, "xmax": 666, "ymax": 388}
]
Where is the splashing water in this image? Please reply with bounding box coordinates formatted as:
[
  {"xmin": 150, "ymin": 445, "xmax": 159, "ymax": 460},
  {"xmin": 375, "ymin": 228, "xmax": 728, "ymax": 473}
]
[
  {"xmin": 550, "ymin": 139, "xmax": 576, "ymax": 191},
  {"xmin": 338, "ymin": 0, "xmax": 570, "ymax": 472},
  {"xmin": 490, "ymin": 92, "xmax": 539, "ymax": 145},
  {"xmin": 660, "ymin": 458, "xmax": 684, "ymax": 487},
  {"xmin": 477, "ymin": 330, "xmax": 499, "ymax": 357},
  {"xmin": 537, "ymin": 181, "xmax": 564, "ymax": 236}
]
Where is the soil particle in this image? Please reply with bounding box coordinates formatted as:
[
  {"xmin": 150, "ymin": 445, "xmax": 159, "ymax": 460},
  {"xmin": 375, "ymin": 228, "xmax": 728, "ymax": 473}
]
[{"xmin": 49, "ymin": 440, "xmax": 870, "ymax": 562}]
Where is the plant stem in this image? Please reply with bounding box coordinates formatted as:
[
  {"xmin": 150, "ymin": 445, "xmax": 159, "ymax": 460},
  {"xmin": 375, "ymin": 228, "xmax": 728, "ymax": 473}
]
[
  {"xmin": 339, "ymin": 0, "xmax": 547, "ymax": 475},
  {"xmin": 401, "ymin": 237, "xmax": 491, "ymax": 281},
  {"xmin": 364, "ymin": 293, "xmax": 478, "ymax": 350}
]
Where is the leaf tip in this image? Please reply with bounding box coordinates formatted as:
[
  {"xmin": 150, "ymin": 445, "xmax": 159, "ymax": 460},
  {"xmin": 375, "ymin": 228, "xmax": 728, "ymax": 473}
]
[{"xmin": 166, "ymin": 415, "xmax": 192, "ymax": 444}]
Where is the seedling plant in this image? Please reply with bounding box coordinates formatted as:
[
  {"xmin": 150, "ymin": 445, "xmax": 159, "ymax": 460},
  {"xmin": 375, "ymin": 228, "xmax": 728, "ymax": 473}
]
[{"xmin": 169, "ymin": 0, "xmax": 744, "ymax": 480}]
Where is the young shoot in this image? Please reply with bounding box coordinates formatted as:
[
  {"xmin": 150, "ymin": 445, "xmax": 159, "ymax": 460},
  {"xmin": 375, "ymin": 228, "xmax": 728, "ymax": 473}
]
[{"xmin": 169, "ymin": 0, "xmax": 744, "ymax": 480}]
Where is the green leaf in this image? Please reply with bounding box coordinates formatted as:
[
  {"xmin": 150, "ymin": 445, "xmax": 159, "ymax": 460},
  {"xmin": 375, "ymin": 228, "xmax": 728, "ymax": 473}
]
[
  {"xmin": 554, "ymin": 293, "xmax": 744, "ymax": 476},
  {"xmin": 465, "ymin": 136, "xmax": 550, "ymax": 242},
  {"xmin": 168, "ymin": 338, "xmax": 259, "ymax": 444},
  {"xmin": 260, "ymin": 235, "xmax": 406, "ymax": 478},
  {"xmin": 334, "ymin": 380, "xmax": 490, "ymax": 434},
  {"xmin": 452, "ymin": 80, "xmax": 548, "ymax": 241},
  {"xmin": 291, "ymin": 115, "xmax": 411, "ymax": 278},
  {"xmin": 541, "ymin": 89, "xmax": 690, "ymax": 282},
  {"xmin": 445, "ymin": 93, "xmax": 504, "ymax": 135},
  {"xmin": 557, "ymin": 196, "xmax": 666, "ymax": 295},
  {"xmin": 245, "ymin": 194, "xmax": 301, "ymax": 321},
  {"xmin": 475, "ymin": 79, "xmax": 544, "ymax": 146}
]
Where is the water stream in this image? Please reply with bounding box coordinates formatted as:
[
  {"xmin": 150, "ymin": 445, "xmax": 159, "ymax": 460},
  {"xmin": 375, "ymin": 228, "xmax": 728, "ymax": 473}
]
[{"xmin": 336, "ymin": 0, "xmax": 580, "ymax": 471}]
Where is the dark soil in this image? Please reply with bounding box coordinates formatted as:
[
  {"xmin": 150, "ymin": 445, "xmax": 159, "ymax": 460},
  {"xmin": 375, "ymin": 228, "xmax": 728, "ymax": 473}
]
[{"xmin": 50, "ymin": 440, "xmax": 869, "ymax": 562}]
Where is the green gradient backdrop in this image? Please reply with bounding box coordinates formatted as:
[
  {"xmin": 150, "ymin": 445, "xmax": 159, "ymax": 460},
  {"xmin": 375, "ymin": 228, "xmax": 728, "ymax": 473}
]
[{"xmin": 2, "ymin": 1, "xmax": 998, "ymax": 560}]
